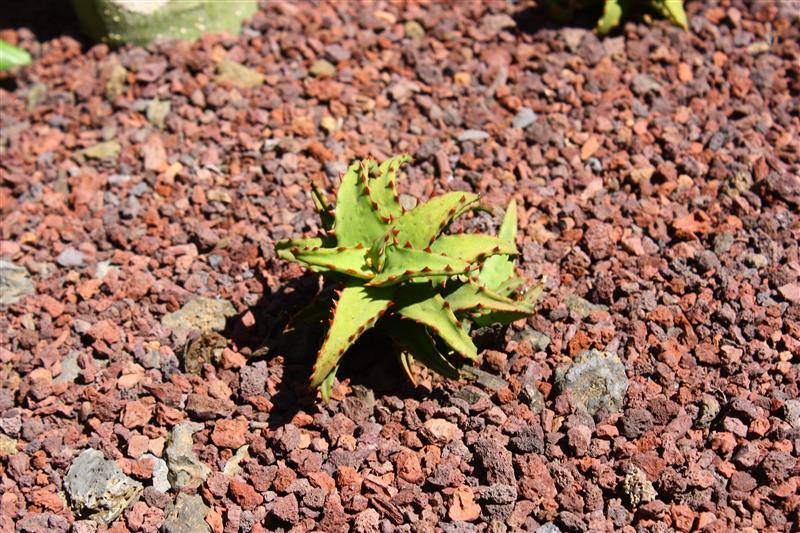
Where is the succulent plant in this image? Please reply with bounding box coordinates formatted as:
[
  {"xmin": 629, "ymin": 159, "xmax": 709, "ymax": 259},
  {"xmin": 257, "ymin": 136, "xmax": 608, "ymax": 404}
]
[
  {"xmin": 543, "ymin": 0, "xmax": 688, "ymax": 36},
  {"xmin": 276, "ymin": 155, "xmax": 542, "ymax": 400},
  {"xmin": 71, "ymin": 0, "xmax": 257, "ymax": 46}
]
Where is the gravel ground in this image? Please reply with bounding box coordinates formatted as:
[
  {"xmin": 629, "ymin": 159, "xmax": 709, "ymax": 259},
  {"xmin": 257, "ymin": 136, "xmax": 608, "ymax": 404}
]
[{"xmin": 1, "ymin": 1, "xmax": 799, "ymax": 532}]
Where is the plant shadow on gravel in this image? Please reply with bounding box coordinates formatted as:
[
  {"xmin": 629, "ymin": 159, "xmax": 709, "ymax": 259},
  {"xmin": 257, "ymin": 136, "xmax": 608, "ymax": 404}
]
[
  {"xmin": 0, "ymin": 1, "xmax": 87, "ymax": 44},
  {"xmin": 512, "ymin": 4, "xmax": 599, "ymax": 35},
  {"xmin": 221, "ymin": 272, "xmax": 419, "ymax": 426}
]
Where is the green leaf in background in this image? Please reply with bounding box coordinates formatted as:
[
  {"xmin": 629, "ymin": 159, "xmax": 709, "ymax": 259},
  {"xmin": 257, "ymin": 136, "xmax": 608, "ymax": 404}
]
[
  {"xmin": 596, "ymin": 0, "xmax": 624, "ymax": 36},
  {"xmin": 0, "ymin": 40, "xmax": 31, "ymax": 71},
  {"xmin": 651, "ymin": 0, "xmax": 689, "ymax": 30}
]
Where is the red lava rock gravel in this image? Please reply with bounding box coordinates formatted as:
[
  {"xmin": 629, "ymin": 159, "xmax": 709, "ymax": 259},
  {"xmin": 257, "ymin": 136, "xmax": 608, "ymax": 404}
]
[{"xmin": 1, "ymin": 1, "xmax": 799, "ymax": 532}]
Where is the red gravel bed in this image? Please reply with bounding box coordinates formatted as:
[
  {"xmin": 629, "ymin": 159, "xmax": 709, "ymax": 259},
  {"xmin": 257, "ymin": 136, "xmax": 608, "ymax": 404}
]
[{"xmin": 1, "ymin": 1, "xmax": 799, "ymax": 532}]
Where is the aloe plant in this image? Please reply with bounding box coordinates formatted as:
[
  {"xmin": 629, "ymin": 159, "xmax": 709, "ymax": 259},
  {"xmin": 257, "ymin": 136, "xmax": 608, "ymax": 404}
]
[
  {"xmin": 544, "ymin": 0, "xmax": 688, "ymax": 36},
  {"xmin": 276, "ymin": 155, "xmax": 542, "ymax": 400}
]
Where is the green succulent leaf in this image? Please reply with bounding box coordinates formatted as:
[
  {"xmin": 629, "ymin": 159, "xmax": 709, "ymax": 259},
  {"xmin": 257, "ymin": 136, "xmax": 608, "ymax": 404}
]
[
  {"xmin": 283, "ymin": 288, "xmax": 335, "ymax": 332},
  {"xmin": 470, "ymin": 278, "xmax": 546, "ymax": 326},
  {"xmin": 398, "ymin": 350, "xmax": 417, "ymax": 384},
  {"xmin": 430, "ymin": 234, "xmax": 517, "ymax": 263},
  {"xmin": 367, "ymin": 191, "xmax": 480, "ymax": 271},
  {"xmin": 369, "ymin": 154, "xmax": 412, "ymax": 221},
  {"xmin": 478, "ymin": 200, "xmax": 518, "ymax": 291},
  {"xmin": 596, "ymin": 0, "xmax": 623, "ymax": 36},
  {"xmin": 0, "ymin": 41, "xmax": 31, "ymax": 71},
  {"xmin": 275, "ymin": 237, "xmax": 327, "ymax": 261},
  {"xmin": 396, "ymin": 284, "xmax": 478, "ymax": 361},
  {"xmin": 335, "ymin": 161, "xmax": 389, "ymax": 247},
  {"xmin": 289, "ymin": 245, "xmax": 374, "ymax": 279},
  {"xmin": 386, "ymin": 319, "xmax": 461, "ymax": 382},
  {"xmin": 309, "ymin": 282, "xmax": 393, "ymax": 388},
  {"xmin": 311, "ymin": 183, "xmax": 335, "ymax": 231},
  {"xmin": 651, "ymin": 0, "xmax": 688, "ymax": 29},
  {"xmin": 445, "ymin": 280, "xmax": 534, "ymax": 315},
  {"xmin": 492, "ymin": 276, "xmax": 527, "ymax": 298},
  {"xmin": 366, "ymin": 246, "xmax": 472, "ymax": 287},
  {"xmin": 319, "ymin": 366, "xmax": 338, "ymax": 402}
]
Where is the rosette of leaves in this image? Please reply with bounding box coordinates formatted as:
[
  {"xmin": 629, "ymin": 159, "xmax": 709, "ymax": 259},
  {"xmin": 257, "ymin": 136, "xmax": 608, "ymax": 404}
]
[
  {"xmin": 276, "ymin": 155, "xmax": 542, "ymax": 400},
  {"xmin": 543, "ymin": 0, "xmax": 688, "ymax": 36}
]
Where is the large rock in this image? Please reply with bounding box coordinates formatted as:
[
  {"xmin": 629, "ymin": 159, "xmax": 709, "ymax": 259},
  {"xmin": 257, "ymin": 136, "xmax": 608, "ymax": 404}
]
[
  {"xmin": 0, "ymin": 259, "xmax": 35, "ymax": 305},
  {"xmin": 555, "ymin": 349, "xmax": 628, "ymax": 417},
  {"xmin": 160, "ymin": 297, "xmax": 236, "ymax": 342},
  {"xmin": 162, "ymin": 493, "xmax": 211, "ymax": 533},
  {"xmin": 64, "ymin": 449, "xmax": 142, "ymax": 524},
  {"xmin": 165, "ymin": 423, "xmax": 210, "ymax": 489}
]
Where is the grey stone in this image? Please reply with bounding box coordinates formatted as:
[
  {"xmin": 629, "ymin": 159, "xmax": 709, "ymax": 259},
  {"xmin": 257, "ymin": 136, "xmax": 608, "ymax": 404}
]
[
  {"xmin": 555, "ymin": 349, "xmax": 628, "ymax": 417},
  {"xmin": 105, "ymin": 64, "xmax": 127, "ymax": 100},
  {"xmin": 521, "ymin": 327, "xmax": 551, "ymax": 352},
  {"xmin": 56, "ymin": 248, "xmax": 85, "ymax": 268},
  {"xmin": 309, "ymin": 59, "xmax": 336, "ymax": 77},
  {"xmin": 54, "ymin": 351, "xmax": 80, "ymax": 384},
  {"xmin": 216, "ymin": 60, "xmax": 264, "ymax": 89},
  {"xmin": 462, "ymin": 366, "xmax": 508, "ymax": 391},
  {"xmin": 453, "ymin": 386, "xmax": 487, "ymax": 406},
  {"xmin": 562, "ymin": 27, "xmax": 587, "ymax": 51},
  {"xmin": 16, "ymin": 512, "xmax": 69, "ymax": 533},
  {"xmin": 481, "ymin": 14, "xmax": 516, "ymax": 36},
  {"xmin": 510, "ymin": 425, "xmax": 544, "ymax": 454},
  {"xmin": 324, "ymin": 44, "xmax": 351, "ymax": 62},
  {"xmin": 26, "ymin": 83, "xmax": 48, "ymax": 111},
  {"xmin": 745, "ymin": 253, "xmax": 769, "ymax": 269},
  {"xmin": 0, "ymin": 409, "xmax": 21, "ymax": 437},
  {"xmin": 96, "ymin": 261, "xmax": 119, "ymax": 280},
  {"xmin": 183, "ymin": 331, "xmax": 227, "ymax": 374},
  {"xmin": 441, "ymin": 523, "xmax": 479, "ymax": 533},
  {"xmin": 79, "ymin": 141, "xmax": 121, "ymax": 161},
  {"xmin": 623, "ymin": 465, "xmax": 656, "ymax": 506},
  {"xmin": 695, "ymin": 395, "xmax": 720, "ymax": 428},
  {"xmin": 324, "ymin": 160, "xmax": 348, "ymax": 179},
  {"xmin": 162, "ymin": 493, "xmax": 210, "ymax": 533},
  {"xmin": 64, "ymin": 449, "xmax": 142, "ymax": 524},
  {"xmin": 631, "ymin": 74, "xmax": 661, "ymax": 95},
  {"xmin": 521, "ymin": 381, "xmax": 545, "ymax": 414},
  {"xmin": 473, "ymin": 438, "xmax": 515, "ymax": 485},
  {"xmin": 784, "ymin": 399, "xmax": 800, "ymax": 429},
  {"xmin": 0, "ymin": 433, "xmax": 17, "ymax": 455},
  {"xmin": 146, "ymin": 99, "xmax": 171, "ymax": 129},
  {"xmin": 160, "ymin": 297, "xmax": 236, "ymax": 341},
  {"xmin": 404, "ymin": 20, "xmax": 425, "ymax": 39},
  {"xmin": 142, "ymin": 453, "xmax": 170, "ymax": 493},
  {"xmin": 512, "ymin": 107, "xmax": 537, "ymax": 129},
  {"xmin": 564, "ymin": 293, "xmax": 607, "ymax": 319},
  {"xmin": 585, "ymin": 157, "xmax": 603, "ymax": 173},
  {"xmin": 0, "ymin": 259, "xmax": 35, "ymax": 305},
  {"xmin": 457, "ymin": 129, "xmax": 489, "ymax": 143},
  {"xmin": 107, "ymin": 174, "xmax": 132, "ymax": 185},
  {"xmin": 535, "ymin": 524, "xmax": 562, "ymax": 533},
  {"xmin": 714, "ymin": 232, "xmax": 734, "ymax": 255},
  {"xmin": 165, "ymin": 423, "xmax": 210, "ymax": 489},
  {"xmin": 480, "ymin": 483, "xmax": 517, "ymax": 504},
  {"xmin": 223, "ymin": 445, "xmax": 250, "ymax": 476}
]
